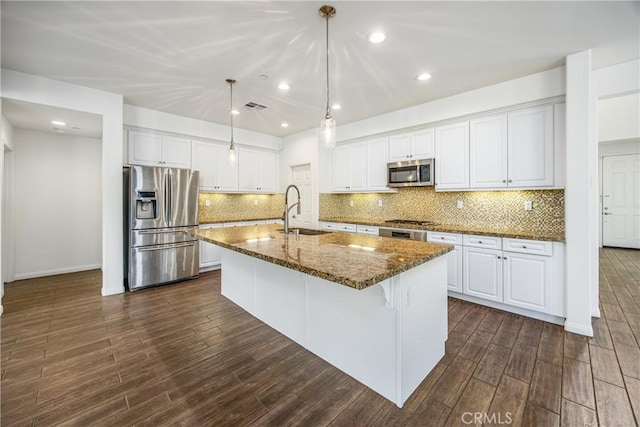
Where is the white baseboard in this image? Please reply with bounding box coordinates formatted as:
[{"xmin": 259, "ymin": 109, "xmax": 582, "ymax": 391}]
[
  {"xmin": 564, "ymin": 321, "xmax": 594, "ymax": 337},
  {"xmin": 14, "ymin": 264, "xmax": 102, "ymax": 281}
]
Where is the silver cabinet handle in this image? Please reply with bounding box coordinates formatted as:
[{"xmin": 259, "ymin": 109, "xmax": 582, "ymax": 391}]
[
  {"xmin": 603, "ymin": 213, "xmax": 612, "ymax": 215},
  {"xmin": 522, "ymin": 245, "xmax": 527, "ymax": 249}
]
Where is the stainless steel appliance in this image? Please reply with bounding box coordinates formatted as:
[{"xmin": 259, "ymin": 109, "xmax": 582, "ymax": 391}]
[
  {"xmin": 378, "ymin": 219, "xmax": 437, "ymax": 241},
  {"xmin": 387, "ymin": 159, "xmax": 434, "ymax": 187},
  {"xmin": 124, "ymin": 165, "xmax": 199, "ymax": 291}
]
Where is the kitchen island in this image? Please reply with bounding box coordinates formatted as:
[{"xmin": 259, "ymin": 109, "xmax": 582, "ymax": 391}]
[{"xmin": 197, "ymin": 224, "xmax": 452, "ymax": 407}]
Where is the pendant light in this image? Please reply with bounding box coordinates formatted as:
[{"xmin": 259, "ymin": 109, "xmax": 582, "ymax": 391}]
[
  {"xmin": 319, "ymin": 5, "xmax": 336, "ymax": 148},
  {"xmin": 226, "ymin": 78, "xmax": 237, "ymax": 162}
]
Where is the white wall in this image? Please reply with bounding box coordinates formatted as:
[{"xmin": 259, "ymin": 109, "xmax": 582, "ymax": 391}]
[
  {"xmin": 13, "ymin": 129, "xmax": 102, "ymax": 279},
  {"xmin": 1, "ymin": 69, "xmax": 124, "ymax": 296},
  {"xmin": 124, "ymin": 105, "xmax": 282, "ymax": 151},
  {"xmin": 598, "ymin": 93, "xmax": 640, "ymax": 142},
  {"xmin": 1, "ymin": 113, "xmax": 16, "ymax": 314}
]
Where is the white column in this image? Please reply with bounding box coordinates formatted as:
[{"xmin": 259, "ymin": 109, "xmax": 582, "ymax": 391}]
[{"xmin": 564, "ymin": 51, "xmax": 596, "ymax": 336}]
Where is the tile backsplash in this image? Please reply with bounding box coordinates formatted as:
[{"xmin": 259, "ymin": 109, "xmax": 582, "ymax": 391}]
[
  {"xmin": 199, "ymin": 193, "xmax": 284, "ymax": 222},
  {"xmin": 320, "ymin": 187, "xmax": 564, "ymax": 234}
]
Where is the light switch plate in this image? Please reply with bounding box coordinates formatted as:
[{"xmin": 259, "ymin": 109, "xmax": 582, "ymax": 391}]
[
  {"xmin": 205, "ymin": 200, "xmax": 211, "ymax": 207},
  {"xmin": 457, "ymin": 200, "xmax": 463, "ymax": 209},
  {"xmin": 349, "ymin": 200, "xmax": 354, "ymax": 207},
  {"xmin": 524, "ymin": 201, "xmax": 533, "ymax": 210}
]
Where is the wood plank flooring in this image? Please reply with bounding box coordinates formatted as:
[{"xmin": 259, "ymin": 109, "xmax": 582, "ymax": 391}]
[{"xmin": 1, "ymin": 247, "xmax": 638, "ymax": 426}]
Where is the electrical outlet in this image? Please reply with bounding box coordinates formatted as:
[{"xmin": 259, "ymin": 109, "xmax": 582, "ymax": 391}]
[
  {"xmin": 378, "ymin": 199, "xmax": 383, "ymax": 207},
  {"xmin": 254, "ymin": 200, "xmax": 258, "ymax": 206},
  {"xmin": 205, "ymin": 200, "xmax": 211, "ymax": 207},
  {"xmin": 457, "ymin": 200, "xmax": 464, "ymax": 209},
  {"xmin": 524, "ymin": 200, "xmax": 533, "ymax": 211},
  {"xmin": 349, "ymin": 200, "xmax": 354, "ymax": 207}
]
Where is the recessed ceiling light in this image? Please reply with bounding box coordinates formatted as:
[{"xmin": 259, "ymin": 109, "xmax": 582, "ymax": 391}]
[
  {"xmin": 278, "ymin": 82, "xmax": 290, "ymax": 91},
  {"xmin": 51, "ymin": 120, "xmax": 66, "ymax": 126},
  {"xmin": 367, "ymin": 32, "xmax": 386, "ymax": 44},
  {"xmin": 54, "ymin": 128, "xmax": 65, "ymax": 134},
  {"xmin": 281, "ymin": 122, "xmax": 289, "ymax": 128},
  {"xmin": 259, "ymin": 74, "xmax": 269, "ymax": 80},
  {"xmin": 416, "ymin": 73, "xmax": 432, "ymax": 81},
  {"xmin": 331, "ymin": 104, "xmax": 341, "ymax": 110},
  {"xmin": 230, "ymin": 109, "xmax": 239, "ymax": 115}
]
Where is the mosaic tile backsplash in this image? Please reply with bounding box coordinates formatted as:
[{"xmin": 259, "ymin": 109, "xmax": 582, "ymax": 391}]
[
  {"xmin": 320, "ymin": 187, "xmax": 565, "ymax": 235},
  {"xmin": 199, "ymin": 193, "xmax": 284, "ymax": 223}
]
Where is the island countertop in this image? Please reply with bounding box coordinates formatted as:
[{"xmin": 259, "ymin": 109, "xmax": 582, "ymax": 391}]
[{"xmin": 196, "ymin": 224, "xmax": 452, "ymax": 290}]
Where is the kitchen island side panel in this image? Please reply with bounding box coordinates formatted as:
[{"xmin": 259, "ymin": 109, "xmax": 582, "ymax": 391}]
[{"xmin": 218, "ymin": 246, "xmax": 447, "ymax": 407}]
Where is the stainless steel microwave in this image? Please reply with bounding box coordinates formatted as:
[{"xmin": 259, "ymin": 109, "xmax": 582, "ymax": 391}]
[{"xmin": 387, "ymin": 159, "xmax": 434, "ymax": 187}]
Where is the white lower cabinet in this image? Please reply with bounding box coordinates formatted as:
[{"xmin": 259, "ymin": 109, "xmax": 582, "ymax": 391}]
[
  {"xmin": 428, "ymin": 231, "xmax": 564, "ymax": 319},
  {"xmin": 356, "ymin": 224, "xmax": 379, "ymax": 235},
  {"xmin": 463, "ymin": 247, "xmax": 503, "ymax": 302},
  {"xmin": 199, "ymin": 223, "xmax": 222, "ymax": 270},
  {"xmin": 503, "ymin": 251, "xmax": 551, "ymax": 313}
]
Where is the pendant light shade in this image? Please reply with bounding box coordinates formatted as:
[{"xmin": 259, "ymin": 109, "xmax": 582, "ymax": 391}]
[
  {"xmin": 319, "ymin": 5, "xmax": 336, "ymax": 148},
  {"xmin": 226, "ymin": 78, "xmax": 237, "ymax": 162}
]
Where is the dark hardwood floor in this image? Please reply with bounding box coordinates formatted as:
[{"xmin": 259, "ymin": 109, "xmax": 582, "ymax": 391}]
[{"xmin": 1, "ymin": 248, "xmax": 638, "ymax": 426}]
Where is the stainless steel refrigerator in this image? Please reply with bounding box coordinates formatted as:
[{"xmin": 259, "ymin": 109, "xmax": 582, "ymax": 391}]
[{"xmin": 124, "ymin": 165, "xmax": 199, "ymax": 291}]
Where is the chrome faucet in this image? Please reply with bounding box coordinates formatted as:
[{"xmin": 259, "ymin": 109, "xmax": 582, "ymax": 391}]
[{"xmin": 282, "ymin": 184, "xmax": 301, "ymax": 233}]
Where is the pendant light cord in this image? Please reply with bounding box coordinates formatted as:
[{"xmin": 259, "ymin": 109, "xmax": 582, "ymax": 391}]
[
  {"xmin": 325, "ymin": 12, "xmax": 331, "ymax": 118},
  {"xmin": 229, "ymin": 81, "xmax": 234, "ymax": 144}
]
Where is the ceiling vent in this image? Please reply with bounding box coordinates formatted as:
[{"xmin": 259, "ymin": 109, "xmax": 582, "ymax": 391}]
[{"xmin": 244, "ymin": 101, "xmax": 268, "ymax": 111}]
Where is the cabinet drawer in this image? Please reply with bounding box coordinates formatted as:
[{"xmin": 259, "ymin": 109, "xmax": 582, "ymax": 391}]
[
  {"xmin": 322, "ymin": 222, "xmax": 357, "ymax": 233},
  {"xmin": 427, "ymin": 231, "xmax": 463, "ymax": 245},
  {"xmin": 356, "ymin": 225, "xmax": 379, "ymax": 235},
  {"xmin": 463, "ymin": 234, "xmax": 502, "ymax": 250},
  {"xmin": 503, "ymin": 238, "xmax": 552, "ymax": 256}
]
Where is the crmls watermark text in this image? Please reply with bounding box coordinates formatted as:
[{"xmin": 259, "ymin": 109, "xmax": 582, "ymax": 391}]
[{"xmin": 462, "ymin": 412, "xmax": 513, "ymax": 425}]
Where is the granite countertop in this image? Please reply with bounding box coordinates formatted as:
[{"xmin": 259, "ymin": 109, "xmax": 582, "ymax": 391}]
[
  {"xmin": 319, "ymin": 217, "xmax": 565, "ymax": 242},
  {"xmin": 200, "ymin": 217, "xmax": 281, "ymax": 225},
  {"xmin": 196, "ymin": 224, "xmax": 452, "ymax": 290}
]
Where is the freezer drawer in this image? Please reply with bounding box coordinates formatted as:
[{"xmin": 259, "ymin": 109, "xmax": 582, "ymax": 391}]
[
  {"xmin": 131, "ymin": 226, "xmax": 197, "ymax": 247},
  {"xmin": 129, "ymin": 241, "xmax": 199, "ymax": 290}
]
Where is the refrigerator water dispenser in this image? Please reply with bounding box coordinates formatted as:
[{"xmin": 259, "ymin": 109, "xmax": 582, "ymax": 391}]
[{"xmin": 136, "ymin": 191, "xmax": 157, "ymax": 219}]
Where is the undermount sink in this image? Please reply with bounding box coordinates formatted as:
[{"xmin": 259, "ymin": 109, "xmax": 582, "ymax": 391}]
[{"xmin": 278, "ymin": 228, "xmax": 330, "ymax": 236}]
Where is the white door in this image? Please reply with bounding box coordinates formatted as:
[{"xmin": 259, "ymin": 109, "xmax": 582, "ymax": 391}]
[
  {"xmin": 291, "ymin": 163, "xmax": 312, "ymax": 228},
  {"xmin": 602, "ymin": 154, "xmax": 640, "ymax": 248}
]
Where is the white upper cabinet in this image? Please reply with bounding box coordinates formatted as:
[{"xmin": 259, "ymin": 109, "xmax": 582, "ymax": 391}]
[
  {"xmin": 507, "ymin": 105, "xmax": 554, "ymax": 187},
  {"xmin": 333, "ymin": 142, "xmax": 366, "ymax": 192},
  {"xmin": 238, "ymin": 148, "xmax": 278, "ymax": 193},
  {"xmin": 128, "ymin": 131, "xmax": 191, "ymax": 169},
  {"xmin": 191, "ymin": 140, "xmax": 238, "ymax": 192},
  {"xmin": 389, "ymin": 129, "xmax": 435, "ymax": 162},
  {"xmin": 469, "ymin": 114, "xmax": 509, "ymax": 188},
  {"xmin": 366, "ymin": 137, "xmax": 390, "ymax": 191},
  {"xmin": 435, "ymin": 121, "xmax": 469, "ymax": 190}
]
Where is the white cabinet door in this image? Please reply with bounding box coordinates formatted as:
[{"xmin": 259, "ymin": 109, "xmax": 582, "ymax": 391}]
[
  {"xmin": 366, "ymin": 138, "xmax": 390, "ymax": 191},
  {"xmin": 435, "ymin": 122, "xmax": 469, "ymax": 190},
  {"xmin": 256, "ymin": 151, "xmax": 277, "ymax": 193},
  {"xmin": 162, "ymin": 136, "xmax": 191, "ymax": 169},
  {"xmin": 128, "ymin": 131, "xmax": 191, "ymax": 169},
  {"xmin": 470, "ymin": 115, "xmax": 508, "ymax": 188},
  {"xmin": 389, "ymin": 134, "xmax": 412, "ymax": 162},
  {"xmin": 128, "ymin": 132, "xmax": 163, "ymax": 166},
  {"xmin": 238, "ymin": 149, "xmax": 258, "ymax": 191},
  {"xmin": 349, "ymin": 142, "xmax": 367, "ymax": 191},
  {"xmin": 215, "ymin": 144, "xmax": 239, "ymax": 192},
  {"xmin": 191, "ymin": 141, "xmax": 217, "ymax": 190},
  {"xmin": 463, "ymin": 246, "xmax": 503, "ymax": 302},
  {"xmin": 503, "ymin": 251, "xmax": 551, "ymax": 313},
  {"xmin": 333, "ymin": 143, "xmax": 366, "ymax": 192},
  {"xmin": 508, "ymin": 105, "xmax": 554, "ymax": 187},
  {"xmin": 447, "ymin": 245, "xmax": 463, "ymax": 293},
  {"xmin": 389, "ymin": 130, "xmax": 434, "ymax": 162},
  {"xmin": 412, "ymin": 129, "xmax": 435, "ymax": 160},
  {"xmin": 199, "ymin": 224, "xmax": 222, "ymax": 269}
]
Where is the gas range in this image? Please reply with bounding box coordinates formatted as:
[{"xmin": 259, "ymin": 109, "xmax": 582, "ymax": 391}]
[{"xmin": 384, "ymin": 219, "xmax": 437, "ymax": 227}]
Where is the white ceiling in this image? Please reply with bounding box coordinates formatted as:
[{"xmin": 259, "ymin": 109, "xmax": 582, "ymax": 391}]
[
  {"xmin": 2, "ymin": 99, "xmax": 103, "ymax": 138},
  {"xmin": 1, "ymin": 1, "xmax": 639, "ymax": 138}
]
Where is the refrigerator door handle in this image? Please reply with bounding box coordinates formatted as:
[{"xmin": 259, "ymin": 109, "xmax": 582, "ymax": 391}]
[
  {"xmin": 138, "ymin": 227, "xmax": 195, "ymax": 234},
  {"xmin": 167, "ymin": 171, "xmax": 173, "ymax": 226},
  {"xmin": 138, "ymin": 242, "xmax": 195, "ymax": 252}
]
